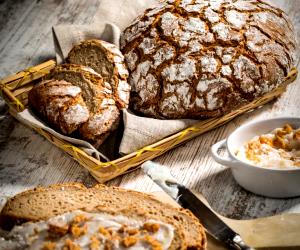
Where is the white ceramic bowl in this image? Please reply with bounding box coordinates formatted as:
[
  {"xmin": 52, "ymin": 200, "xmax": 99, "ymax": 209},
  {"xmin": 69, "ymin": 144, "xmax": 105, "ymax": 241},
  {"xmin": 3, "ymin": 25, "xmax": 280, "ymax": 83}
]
[{"xmin": 211, "ymin": 117, "xmax": 300, "ymax": 198}]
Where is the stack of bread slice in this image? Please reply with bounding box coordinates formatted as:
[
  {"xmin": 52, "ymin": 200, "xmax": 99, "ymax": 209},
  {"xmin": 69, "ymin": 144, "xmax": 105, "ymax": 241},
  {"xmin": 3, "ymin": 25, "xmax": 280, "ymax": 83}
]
[
  {"xmin": 0, "ymin": 183, "xmax": 207, "ymax": 249},
  {"xmin": 28, "ymin": 39, "xmax": 130, "ymax": 149}
]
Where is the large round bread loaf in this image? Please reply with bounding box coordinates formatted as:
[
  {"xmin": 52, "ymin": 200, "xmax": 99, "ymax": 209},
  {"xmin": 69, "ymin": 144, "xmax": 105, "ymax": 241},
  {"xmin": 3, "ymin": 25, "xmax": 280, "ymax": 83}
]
[
  {"xmin": 121, "ymin": 0, "xmax": 297, "ymax": 119},
  {"xmin": 0, "ymin": 183, "xmax": 206, "ymax": 250}
]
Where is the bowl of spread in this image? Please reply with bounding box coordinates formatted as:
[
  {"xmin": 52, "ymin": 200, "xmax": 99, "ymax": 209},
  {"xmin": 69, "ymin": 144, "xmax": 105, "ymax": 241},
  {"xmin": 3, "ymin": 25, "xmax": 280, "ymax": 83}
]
[{"xmin": 211, "ymin": 117, "xmax": 300, "ymax": 198}]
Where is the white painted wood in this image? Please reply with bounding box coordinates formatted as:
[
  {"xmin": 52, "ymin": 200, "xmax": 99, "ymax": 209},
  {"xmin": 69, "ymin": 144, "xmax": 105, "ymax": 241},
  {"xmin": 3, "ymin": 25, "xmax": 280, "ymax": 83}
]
[{"xmin": 0, "ymin": 0, "xmax": 300, "ymax": 220}]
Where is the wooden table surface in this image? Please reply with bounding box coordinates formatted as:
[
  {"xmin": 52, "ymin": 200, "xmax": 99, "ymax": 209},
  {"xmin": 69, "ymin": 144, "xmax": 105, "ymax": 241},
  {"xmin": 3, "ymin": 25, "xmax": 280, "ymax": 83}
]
[{"xmin": 1, "ymin": 0, "xmax": 300, "ymax": 220}]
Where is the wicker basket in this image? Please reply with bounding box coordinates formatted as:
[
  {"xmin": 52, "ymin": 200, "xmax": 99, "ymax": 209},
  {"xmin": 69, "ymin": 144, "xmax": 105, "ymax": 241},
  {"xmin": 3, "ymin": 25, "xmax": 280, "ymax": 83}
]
[{"xmin": 0, "ymin": 60, "xmax": 298, "ymax": 182}]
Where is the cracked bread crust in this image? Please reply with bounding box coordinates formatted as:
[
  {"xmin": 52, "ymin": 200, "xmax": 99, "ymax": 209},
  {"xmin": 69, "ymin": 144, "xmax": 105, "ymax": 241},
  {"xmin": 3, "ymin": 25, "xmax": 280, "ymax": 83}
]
[
  {"xmin": 67, "ymin": 39, "xmax": 131, "ymax": 109},
  {"xmin": 121, "ymin": 0, "xmax": 297, "ymax": 119}
]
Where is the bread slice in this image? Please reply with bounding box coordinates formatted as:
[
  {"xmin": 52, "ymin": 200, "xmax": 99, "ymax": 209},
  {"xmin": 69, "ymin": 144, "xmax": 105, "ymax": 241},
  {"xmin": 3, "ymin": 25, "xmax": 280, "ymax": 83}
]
[
  {"xmin": 49, "ymin": 64, "xmax": 120, "ymax": 148},
  {"xmin": 3, "ymin": 207, "xmax": 185, "ymax": 250},
  {"xmin": 28, "ymin": 79, "xmax": 90, "ymax": 134},
  {"xmin": 88, "ymin": 207, "xmax": 186, "ymax": 250},
  {"xmin": 0, "ymin": 183, "xmax": 207, "ymax": 250},
  {"xmin": 49, "ymin": 64, "xmax": 113, "ymax": 113},
  {"xmin": 67, "ymin": 39, "xmax": 131, "ymax": 109}
]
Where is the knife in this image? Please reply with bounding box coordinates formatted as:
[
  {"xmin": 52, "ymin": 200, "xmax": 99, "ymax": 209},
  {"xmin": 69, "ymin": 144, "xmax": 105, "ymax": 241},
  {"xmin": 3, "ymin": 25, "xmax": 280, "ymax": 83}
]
[{"xmin": 142, "ymin": 161, "xmax": 253, "ymax": 250}]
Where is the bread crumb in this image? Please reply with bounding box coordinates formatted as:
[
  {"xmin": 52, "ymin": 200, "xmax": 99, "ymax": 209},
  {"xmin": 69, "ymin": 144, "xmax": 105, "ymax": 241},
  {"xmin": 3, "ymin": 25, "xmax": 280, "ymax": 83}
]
[
  {"xmin": 143, "ymin": 222, "xmax": 160, "ymax": 233},
  {"xmin": 42, "ymin": 242, "xmax": 56, "ymax": 250},
  {"xmin": 118, "ymin": 225, "xmax": 139, "ymax": 236},
  {"xmin": 121, "ymin": 236, "xmax": 138, "ymax": 247},
  {"xmin": 90, "ymin": 235, "xmax": 101, "ymax": 250},
  {"xmin": 127, "ymin": 228, "xmax": 139, "ymax": 235},
  {"xmin": 259, "ymin": 136, "xmax": 273, "ymax": 146},
  {"xmin": 118, "ymin": 225, "xmax": 127, "ymax": 233},
  {"xmin": 98, "ymin": 226, "xmax": 110, "ymax": 236},
  {"xmin": 143, "ymin": 235, "xmax": 163, "ymax": 250},
  {"xmin": 72, "ymin": 214, "xmax": 88, "ymax": 224},
  {"xmin": 70, "ymin": 224, "xmax": 88, "ymax": 238},
  {"xmin": 48, "ymin": 223, "xmax": 69, "ymax": 236},
  {"xmin": 62, "ymin": 239, "xmax": 81, "ymax": 250}
]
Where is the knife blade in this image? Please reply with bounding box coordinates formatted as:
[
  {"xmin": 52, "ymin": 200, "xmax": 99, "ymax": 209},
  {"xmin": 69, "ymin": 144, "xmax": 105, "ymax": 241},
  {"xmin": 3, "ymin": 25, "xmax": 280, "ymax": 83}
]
[{"xmin": 142, "ymin": 161, "xmax": 253, "ymax": 250}]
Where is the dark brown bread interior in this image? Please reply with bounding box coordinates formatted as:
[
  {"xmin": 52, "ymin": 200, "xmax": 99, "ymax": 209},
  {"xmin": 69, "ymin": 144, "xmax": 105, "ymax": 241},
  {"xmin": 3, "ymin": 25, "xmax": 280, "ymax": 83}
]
[{"xmin": 67, "ymin": 39, "xmax": 131, "ymax": 109}]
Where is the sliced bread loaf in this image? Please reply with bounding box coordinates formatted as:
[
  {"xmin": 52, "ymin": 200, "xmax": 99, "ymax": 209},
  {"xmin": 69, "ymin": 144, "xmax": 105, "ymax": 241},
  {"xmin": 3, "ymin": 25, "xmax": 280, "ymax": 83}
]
[
  {"xmin": 49, "ymin": 64, "xmax": 113, "ymax": 113},
  {"xmin": 0, "ymin": 183, "xmax": 207, "ymax": 250},
  {"xmin": 67, "ymin": 39, "xmax": 131, "ymax": 109},
  {"xmin": 46, "ymin": 64, "xmax": 120, "ymax": 148}
]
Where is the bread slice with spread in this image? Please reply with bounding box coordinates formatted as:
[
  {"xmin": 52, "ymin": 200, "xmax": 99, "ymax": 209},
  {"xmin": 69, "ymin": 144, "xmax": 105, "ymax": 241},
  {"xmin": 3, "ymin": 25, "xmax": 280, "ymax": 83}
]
[
  {"xmin": 2, "ymin": 207, "xmax": 186, "ymax": 250},
  {"xmin": 0, "ymin": 183, "xmax": 207, "ymax": 249}
]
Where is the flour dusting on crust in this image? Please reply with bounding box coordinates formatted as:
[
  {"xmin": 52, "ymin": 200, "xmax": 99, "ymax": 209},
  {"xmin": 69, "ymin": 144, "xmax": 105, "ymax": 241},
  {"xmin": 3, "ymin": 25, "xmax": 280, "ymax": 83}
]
[{"xmin": 121, "ymin": 0, "xmax": 297, "ymax": 119}]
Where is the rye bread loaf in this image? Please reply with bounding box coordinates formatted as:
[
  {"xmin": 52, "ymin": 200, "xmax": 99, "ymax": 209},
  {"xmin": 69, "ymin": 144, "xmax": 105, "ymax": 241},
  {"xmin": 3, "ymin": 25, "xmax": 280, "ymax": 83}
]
[
  {"xmin": 67, "ymin": 39, "xmax": 131, "ymax": 109},
  {"xmin": 44, "ymin": 64, "xmax": 120, "ymax": 148},
  {"xmin": 0, "ymin": 183, "xmax": 207, "ymax": 250},
  {"xmin": 28, "ymin": 80, "xmax": 90, "ymax": 134},
  {"xmin": 121, "ymin": 0, "xmax": 297, "ymax": 119}
]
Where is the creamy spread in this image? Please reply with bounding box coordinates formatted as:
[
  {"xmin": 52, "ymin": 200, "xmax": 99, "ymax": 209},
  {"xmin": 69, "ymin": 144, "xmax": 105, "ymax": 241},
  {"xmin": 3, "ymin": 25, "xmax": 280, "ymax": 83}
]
[
  {"xmin": 236, "ymin": 124, "xmax": 300, "ymax": 169},
  {"xmin": 2, "ymin": 210, "xmax": 174, "ymax": 250}
]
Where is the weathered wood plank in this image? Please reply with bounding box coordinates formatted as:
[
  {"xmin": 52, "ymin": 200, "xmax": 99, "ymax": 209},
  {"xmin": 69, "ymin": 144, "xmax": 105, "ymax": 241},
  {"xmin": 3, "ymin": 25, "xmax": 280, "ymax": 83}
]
[
  {"xmin": 0, "ymin": 0, "xmax": 101, "ymax": 197},
  {"xmin": 0, "ymin": 0, "xmax": 100, "ymax": 78}
]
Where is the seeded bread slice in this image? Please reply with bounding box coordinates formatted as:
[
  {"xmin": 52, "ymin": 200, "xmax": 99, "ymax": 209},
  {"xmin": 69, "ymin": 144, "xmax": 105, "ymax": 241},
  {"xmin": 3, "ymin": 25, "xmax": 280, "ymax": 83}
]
[
  {"xmin": 48, "ymin": 64, "xmax": 120, "ymax": 148},
  {"xmin": 0, "ymin": 183, "xmax": 207, "ymax": 250},
  {"xmin": 67, "ymin": 39, "xmax": 131, "ymax": 109}
]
